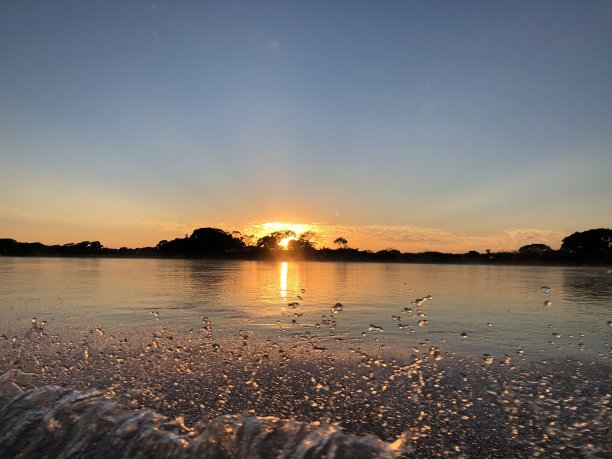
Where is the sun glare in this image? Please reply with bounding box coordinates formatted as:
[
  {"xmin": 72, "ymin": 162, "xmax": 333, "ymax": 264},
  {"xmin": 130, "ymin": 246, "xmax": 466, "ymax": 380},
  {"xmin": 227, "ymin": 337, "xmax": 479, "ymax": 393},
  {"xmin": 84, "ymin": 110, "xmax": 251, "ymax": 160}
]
[
  {"xmin": 279, "ymin": 236, "xmax": 297, "ymax": 249},
  {"xmin": 261, "ymin": 221, "xmax": 309, "ymax": 235}
]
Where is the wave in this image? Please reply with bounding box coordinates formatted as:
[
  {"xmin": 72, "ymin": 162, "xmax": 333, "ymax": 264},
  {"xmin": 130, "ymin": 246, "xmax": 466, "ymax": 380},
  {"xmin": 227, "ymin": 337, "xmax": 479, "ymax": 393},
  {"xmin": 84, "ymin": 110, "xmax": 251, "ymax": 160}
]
[{"xmin": 0, "ymin": 382, "xmax": 396, "ymax": 459}]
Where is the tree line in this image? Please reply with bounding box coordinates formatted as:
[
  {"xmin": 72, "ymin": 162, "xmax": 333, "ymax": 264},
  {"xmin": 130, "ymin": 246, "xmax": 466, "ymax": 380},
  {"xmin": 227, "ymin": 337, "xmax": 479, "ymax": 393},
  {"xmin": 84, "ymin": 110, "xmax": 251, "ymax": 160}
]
[{"xmin": 0, "ymin": 228, "xmax": 610, "ymax": 265}]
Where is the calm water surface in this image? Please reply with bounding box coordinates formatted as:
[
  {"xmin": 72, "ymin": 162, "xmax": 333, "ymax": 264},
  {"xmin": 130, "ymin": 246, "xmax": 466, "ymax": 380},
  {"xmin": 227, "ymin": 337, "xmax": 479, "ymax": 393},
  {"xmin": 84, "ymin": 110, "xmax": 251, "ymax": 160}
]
[{"xmin": 1, "ymin": 257, "xmax": 610, "ymax": 361}]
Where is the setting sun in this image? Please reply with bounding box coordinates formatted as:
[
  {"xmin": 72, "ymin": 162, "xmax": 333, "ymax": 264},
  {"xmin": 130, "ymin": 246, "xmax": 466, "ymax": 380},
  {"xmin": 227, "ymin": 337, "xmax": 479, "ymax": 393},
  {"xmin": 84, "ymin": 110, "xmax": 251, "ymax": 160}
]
[
  {"xmin": 278, "ymin": 236, "xmax": 297, "ymax": 249},
  {"xmin": 246, "ymin": 221, "xmax": 320, "ymax": 247}
]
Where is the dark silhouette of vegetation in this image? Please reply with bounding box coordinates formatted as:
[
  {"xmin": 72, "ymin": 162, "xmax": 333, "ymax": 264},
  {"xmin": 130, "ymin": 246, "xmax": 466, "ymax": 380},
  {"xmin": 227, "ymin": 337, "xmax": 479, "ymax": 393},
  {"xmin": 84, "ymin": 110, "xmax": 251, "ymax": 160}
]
[
  {"xmin": 288, "ymin": 231, "xmax": 317, "ymax": 253},
  {"xmin": 518, "ymin": 244, "xmax": 552, "ymax": 255},
  {"xmin": 158, "ymin": 227, "xmax": 245, "ymax": 257},
  {"xmin": 561, "ymin": 228, "xmax": 611, "ymax": 255},
  {"xmin": 0, "ymin": 239, "xmax": 155, "ymax": 257},
  {"xmin": 333, "ymin": 237, "xmax": 348, "ymax": 249},
  {"xmin": 255, "ymin": 230, "xmax": 294, "ymax": 251},
  {"xmin": 1, "ymin": 228, "xmax": 610, "ymax": 265}
]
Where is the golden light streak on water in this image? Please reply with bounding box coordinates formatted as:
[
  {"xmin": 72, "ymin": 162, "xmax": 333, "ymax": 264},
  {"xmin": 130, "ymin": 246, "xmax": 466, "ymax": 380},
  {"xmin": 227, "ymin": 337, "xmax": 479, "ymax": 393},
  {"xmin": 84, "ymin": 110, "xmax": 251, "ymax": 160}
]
[{"xmin": 280, "ymin": 261, "xmax": 288, "ymax": 298}]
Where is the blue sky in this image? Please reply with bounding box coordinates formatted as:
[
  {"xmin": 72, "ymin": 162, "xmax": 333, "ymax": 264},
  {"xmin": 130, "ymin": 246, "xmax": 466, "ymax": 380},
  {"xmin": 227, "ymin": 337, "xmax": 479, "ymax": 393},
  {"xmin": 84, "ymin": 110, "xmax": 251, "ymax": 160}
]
[{"xmin": 1, "ymin": 1, "xmax": 611, "ymax": 251}]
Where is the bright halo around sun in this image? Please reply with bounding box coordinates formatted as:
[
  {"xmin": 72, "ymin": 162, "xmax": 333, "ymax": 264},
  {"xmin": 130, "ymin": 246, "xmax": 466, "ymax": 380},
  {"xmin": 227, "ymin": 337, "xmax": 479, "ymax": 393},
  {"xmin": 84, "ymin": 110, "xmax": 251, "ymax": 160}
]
[
  {"xmin": 278, "ymin": 235, "xmax": 297, "ymax": 249},
  {"xmin": 245, "ymin": 221, "xmax": 322, "ymax": 249},
  {"xmin": 260, "ymin": 221, "xmax": 310, "ymax": 235}
]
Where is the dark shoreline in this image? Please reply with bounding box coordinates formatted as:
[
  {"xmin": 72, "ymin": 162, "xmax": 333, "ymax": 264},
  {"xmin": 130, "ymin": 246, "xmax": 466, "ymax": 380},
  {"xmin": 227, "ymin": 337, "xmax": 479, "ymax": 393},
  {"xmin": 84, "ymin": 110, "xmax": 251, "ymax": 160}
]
[
  {"xmin": 1, "ymin": 252, "xmax": 611, "ymax": 268},
  {"xmin": 2, "ymin": 226, "xmax": 611, "ymax": 267}
]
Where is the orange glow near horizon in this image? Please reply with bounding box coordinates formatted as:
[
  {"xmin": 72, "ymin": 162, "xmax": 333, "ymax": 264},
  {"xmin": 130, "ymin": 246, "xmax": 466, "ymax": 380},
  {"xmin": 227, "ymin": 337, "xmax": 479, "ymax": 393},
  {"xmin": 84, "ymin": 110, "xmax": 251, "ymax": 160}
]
[
  {"xmin": 278, "ymin": 236, "xmax": 297, "ymax": 249},
  {"xmin": 258, "ymin": 221, "xmax": 312, "ymax": 236},
  {"xmin": 1, "ymin": 218, "xmax": 567, "ymax": 255},
  {"xmin": 247, "ymin": 221, "xmax": 320, "ymax": 249}
]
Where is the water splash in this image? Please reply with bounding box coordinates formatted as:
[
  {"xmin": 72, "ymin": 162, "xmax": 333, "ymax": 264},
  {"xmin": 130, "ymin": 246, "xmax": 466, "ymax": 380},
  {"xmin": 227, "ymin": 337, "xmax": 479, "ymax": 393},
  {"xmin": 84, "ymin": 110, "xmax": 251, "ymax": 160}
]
[{"xmin": 0, "ymin": 385, "xmax": 395, "ymax": 459}]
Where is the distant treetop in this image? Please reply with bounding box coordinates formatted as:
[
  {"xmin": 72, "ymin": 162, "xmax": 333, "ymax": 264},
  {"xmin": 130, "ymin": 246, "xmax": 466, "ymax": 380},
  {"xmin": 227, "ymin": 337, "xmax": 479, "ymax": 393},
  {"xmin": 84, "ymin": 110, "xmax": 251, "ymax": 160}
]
[
  {"xmin": 561, "ymin": 228, "xmax": 611, "ymax": 255},
  {"xmin": 518, "ymin": 243, "xmax": 553, "ymax": 255}
]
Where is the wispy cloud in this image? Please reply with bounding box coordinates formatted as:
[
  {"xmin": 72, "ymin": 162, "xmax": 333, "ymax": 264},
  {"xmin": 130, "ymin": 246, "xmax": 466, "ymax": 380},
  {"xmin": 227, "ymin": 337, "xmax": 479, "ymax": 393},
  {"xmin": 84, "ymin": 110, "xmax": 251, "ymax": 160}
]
[
  {"xmin": 137, "ymin": 220, "xmax": 207, "ymax": 235},
  {"xmin": 266, "ymin": 40, "xmax": 281, "ymax": 49}
]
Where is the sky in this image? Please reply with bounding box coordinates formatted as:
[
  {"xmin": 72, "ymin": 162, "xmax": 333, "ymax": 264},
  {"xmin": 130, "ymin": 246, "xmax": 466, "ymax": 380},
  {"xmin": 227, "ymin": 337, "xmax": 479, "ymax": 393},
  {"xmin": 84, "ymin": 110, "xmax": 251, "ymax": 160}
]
[{"xmin": 1, "ymin": 0, "xmax": 611, "ymax": 252}]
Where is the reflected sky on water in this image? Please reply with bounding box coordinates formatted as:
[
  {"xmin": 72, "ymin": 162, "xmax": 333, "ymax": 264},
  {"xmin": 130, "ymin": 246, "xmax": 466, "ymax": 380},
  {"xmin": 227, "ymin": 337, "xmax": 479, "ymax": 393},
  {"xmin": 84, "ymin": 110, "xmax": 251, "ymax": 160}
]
[{"xmin": 0, "ymin": 257, "xmax": 610, "ymax": 361}]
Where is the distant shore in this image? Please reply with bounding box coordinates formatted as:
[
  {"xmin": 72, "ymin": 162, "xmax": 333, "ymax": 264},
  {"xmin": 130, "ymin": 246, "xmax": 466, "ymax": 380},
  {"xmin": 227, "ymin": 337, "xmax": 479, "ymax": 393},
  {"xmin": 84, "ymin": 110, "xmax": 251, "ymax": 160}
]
[
  {"xmin": 1, "ymin": 246, "xmax": 610, "ymax": 267},
  {"xmin": 2, "ymin": 226, "xmax": 610, "ymax": 266}
]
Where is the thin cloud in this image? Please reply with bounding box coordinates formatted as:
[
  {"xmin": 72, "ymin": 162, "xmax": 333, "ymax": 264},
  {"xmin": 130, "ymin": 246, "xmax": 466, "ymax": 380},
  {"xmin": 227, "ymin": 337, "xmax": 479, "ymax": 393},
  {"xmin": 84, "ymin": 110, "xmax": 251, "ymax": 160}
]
[
  {"xmin": 137, "ymin": 220, "xmax": 204, "ymax": 234},
  {"xmin": 266, "ymin": 40, "xmax": 281, "ymax": 49}
]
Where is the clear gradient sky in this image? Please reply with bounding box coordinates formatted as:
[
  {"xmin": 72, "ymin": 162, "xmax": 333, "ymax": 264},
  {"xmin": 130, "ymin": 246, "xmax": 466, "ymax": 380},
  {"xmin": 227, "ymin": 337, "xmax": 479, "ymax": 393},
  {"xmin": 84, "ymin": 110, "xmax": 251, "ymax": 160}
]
[{"xmin": 1, "ymin": 1, "xmax": 611, "ymax": 252}]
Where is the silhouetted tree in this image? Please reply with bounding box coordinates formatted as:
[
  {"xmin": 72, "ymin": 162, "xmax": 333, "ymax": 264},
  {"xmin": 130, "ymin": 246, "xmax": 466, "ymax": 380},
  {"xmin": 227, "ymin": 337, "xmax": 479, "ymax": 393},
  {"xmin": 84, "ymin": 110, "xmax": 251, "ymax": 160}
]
[
  {"xmin": 157, "ymin": 227, "xmax": 244, "ymax": 256},
  {"xmin": 561, "ymin": 228, "xmax": 611, "ymax": 256},
  {"xmin": 60, "ymin": 241, "xmax": 104, "ymax": 255},
  {"xmin": 288, "ymin": 231, "xmax": 317, "ymax": 251},
  {"xmin": 256, "ymin": 230, "xmax": 296, "ymax": 251},
  {"xmin": 518, "ymin": 244, "xmax": 553, "ymax": 255},
  {"xmin": 232, "ymin": 231, "xmax": 256, "ymax": 247},
  {"xmin": 189, "ymin": 227, "xmax": 245, "ymax": 253},
  {"xmin": 333, "ymin": 237, "xmax": 348, "ymax": 249},
  {"xmin": 0, "ymin": 239, "xmax": 18, "ymax": 255}
]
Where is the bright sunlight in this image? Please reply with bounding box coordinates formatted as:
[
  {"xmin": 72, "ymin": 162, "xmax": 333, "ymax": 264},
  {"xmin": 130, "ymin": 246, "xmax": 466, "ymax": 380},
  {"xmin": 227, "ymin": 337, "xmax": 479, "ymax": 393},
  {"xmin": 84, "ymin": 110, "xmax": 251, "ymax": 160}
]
[{"xmin": 278, "ymin": 236, "xmax": 297, "ymax": 249}]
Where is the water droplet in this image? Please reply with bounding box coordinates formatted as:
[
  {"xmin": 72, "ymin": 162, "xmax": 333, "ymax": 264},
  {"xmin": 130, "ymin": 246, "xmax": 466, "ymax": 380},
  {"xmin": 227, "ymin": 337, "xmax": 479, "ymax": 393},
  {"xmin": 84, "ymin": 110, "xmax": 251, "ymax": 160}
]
[
  {"xmin": 541, "ymin": 286, "xmax": 552, "ymax": 293},
  {"xmin": 460, "ymin": 332, "xmax": 468, "ymax": 339},
  {"xmin": 544, "ymin": 300, "xmax": 552, "ymax": 307},
  {"xmin": 331, "ymin": 303, "xmax": 343, "ymax": 314},
  {"xmin": 418, "ymin": 320, "xmax": 428, "ymax": 327},
  {"xmin": 483, "ymin": 354, "xmax": 494, "ymax": 365},
  {"xmin": 412, "ymin": 295, "xmax": 432, "ymax": 306},
  {"xmin": 368, "ymin": 324, "xmax": 384, "ymax": 332}
]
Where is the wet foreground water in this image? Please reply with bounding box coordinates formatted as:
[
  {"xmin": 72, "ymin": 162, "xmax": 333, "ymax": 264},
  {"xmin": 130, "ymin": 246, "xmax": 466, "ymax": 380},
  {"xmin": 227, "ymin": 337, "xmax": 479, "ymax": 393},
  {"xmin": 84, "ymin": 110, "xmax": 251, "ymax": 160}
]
[
  {"xmin": 0, "ymin": 258, "xmax": 610, "ymax": 457},
  {"xmin": 1, "ymin": 319, "xmax": 610, "ymax": 457}
]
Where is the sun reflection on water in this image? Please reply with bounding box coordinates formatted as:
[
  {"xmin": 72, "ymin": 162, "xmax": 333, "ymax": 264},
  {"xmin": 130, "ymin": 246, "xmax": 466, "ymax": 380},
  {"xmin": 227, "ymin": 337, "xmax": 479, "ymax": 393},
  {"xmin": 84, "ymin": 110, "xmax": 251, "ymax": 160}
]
[{"xmin": 280, "ymin": 262, "xmax": 288, "ymax": 298}]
